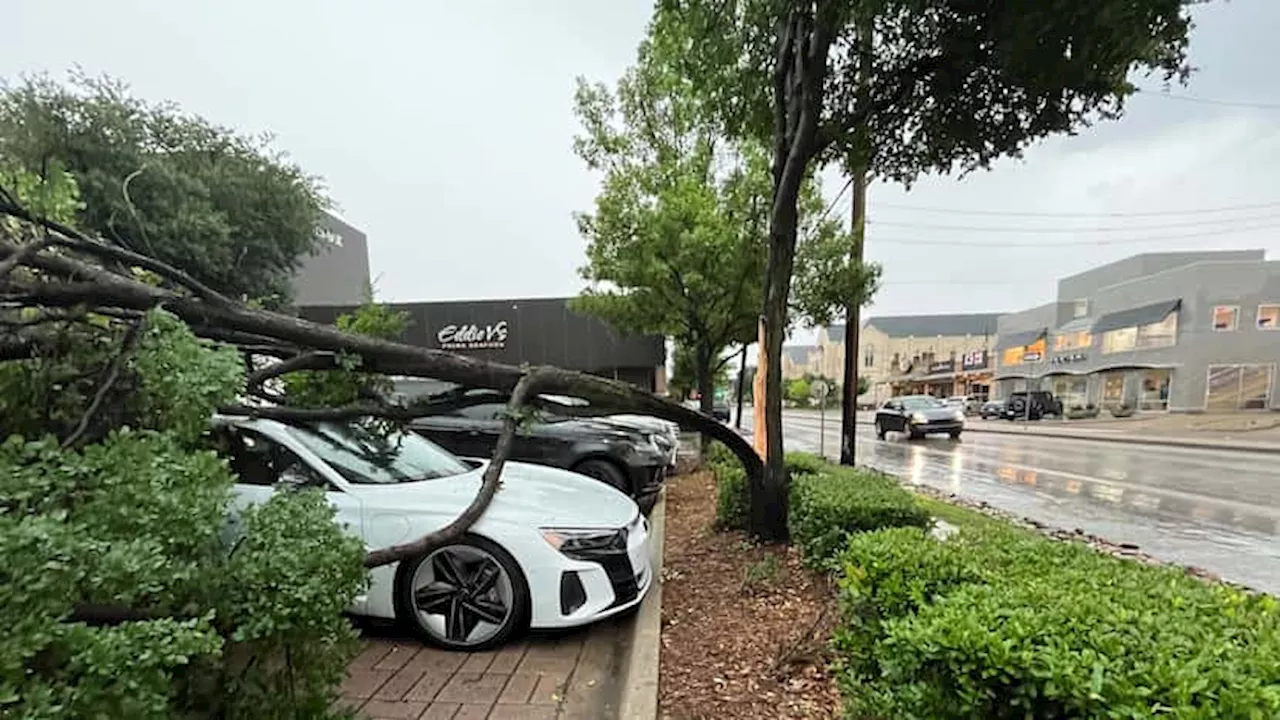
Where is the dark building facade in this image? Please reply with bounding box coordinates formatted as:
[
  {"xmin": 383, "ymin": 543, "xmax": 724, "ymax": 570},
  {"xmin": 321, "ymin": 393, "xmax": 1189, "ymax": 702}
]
[{"xmin": 299, "ymin": 297, "xmax": 667, "ymax": 391}]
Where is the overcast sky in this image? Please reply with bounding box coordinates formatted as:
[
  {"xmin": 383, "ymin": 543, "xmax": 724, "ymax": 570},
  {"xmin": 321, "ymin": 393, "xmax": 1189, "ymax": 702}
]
[{"xmin": 8, "ymin": 0, "xmax": 1280, "ymax": 345}]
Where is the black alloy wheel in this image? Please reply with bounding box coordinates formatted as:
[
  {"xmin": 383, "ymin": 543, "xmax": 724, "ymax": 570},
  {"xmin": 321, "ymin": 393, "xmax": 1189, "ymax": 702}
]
[{"xmin": 396, "ymin": 534, "xmax": 529, "ymax": 651}]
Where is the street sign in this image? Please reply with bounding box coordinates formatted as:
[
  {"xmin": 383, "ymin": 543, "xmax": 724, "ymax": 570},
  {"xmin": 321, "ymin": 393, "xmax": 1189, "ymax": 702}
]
[{"xmin": 811, "ymin": 380, "xmax": 830, "ymax": 399}]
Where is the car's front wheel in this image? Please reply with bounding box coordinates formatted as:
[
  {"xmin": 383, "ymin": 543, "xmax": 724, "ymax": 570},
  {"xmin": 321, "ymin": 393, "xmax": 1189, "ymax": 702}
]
[
  {"xmin": 874, "ymin": 420, "xmax": 886, "ymax": 440},
  {"xmin": 395, "ymin": 534, "xmax": 530, "ymax": 651}
]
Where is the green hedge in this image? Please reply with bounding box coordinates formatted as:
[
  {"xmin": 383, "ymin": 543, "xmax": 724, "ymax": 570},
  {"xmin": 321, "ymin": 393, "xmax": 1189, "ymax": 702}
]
[
  {"xmin": 835, "ymin": 521, "xmax": 1280, "ymax": 718},
  {"xmin": 788, "ymin": 460, "xmax": 931, "ymax": 569}
]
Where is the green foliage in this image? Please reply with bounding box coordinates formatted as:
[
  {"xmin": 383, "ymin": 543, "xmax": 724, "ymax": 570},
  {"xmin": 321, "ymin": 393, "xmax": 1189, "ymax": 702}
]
[
  {"xmin": 785, "ymin": 377, "xmax": 812, "ymax": 406},
  {"xmin": 283, "ymin": 302, "xmax": 410, "ymax": 409},
  {"xmin": 833, "ymin": 521, "xmax": 1280, "ymax": 717},
  {"xmin": 650, "ymin": 0, "xmax": 1193, "ymax": 182},
  {"xmin": 786, "ymin": 457, "xmax": 930, "ymax": 569},
  {"xmin": 856, "ymin": 375, "xmax": 869, "ymax": 397},
  {"xmin": 133, "ymin": 311, "xmax": 245, "ymax": 445},
  {"xmin": 1, "ymin": 307, "xmax": 365, "ymax": 716},
  {"xmin": 790, "ymin": 197, "xmax": 881, "ymax": 328},
  {"xmin": 0, "ymin": 72, "xmax": 330, "ymax": 303},
  {"xmin": 705, "ymin": 442, "xmax": 748, "ymax": 530}
]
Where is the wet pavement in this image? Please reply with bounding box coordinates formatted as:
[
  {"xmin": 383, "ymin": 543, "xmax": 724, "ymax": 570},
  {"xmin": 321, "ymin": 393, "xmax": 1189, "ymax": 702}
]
[{"xmin": 759, "ymin": 411, "xmax": 1280, "ymax": 594}]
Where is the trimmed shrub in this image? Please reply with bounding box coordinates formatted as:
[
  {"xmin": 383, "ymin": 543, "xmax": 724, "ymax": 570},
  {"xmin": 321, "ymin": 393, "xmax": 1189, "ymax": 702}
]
[
  {"xmin": 788, "ymin": 462, "xmax": 931, "ymax": 568},
  {"xmin": 834, "ymin": 520, "xmax": 1280, "ymax": 718},
  {"xmin": 783, "ymin": 451, "xmax": 829, "ymax": 477}
]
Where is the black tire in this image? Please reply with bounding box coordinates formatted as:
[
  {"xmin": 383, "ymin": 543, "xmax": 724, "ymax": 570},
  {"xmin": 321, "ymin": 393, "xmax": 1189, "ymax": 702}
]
[
  {"xmin": 949, "ymin": 431, "xmax": 962, "ymax": 440},
  {"xmin": 573, "ymin": 458, "xmax": 630, "ymax": 494},
  {"xmin": 908, "ymin": 429, "xmax": 923, "ymax": 441},
  {"xmin": 874, "ymin": 420, "xmax": 886, "ymax": 440},
  {"xmin": 394, "ymin": 533, "xmax": 530, "ymax": 651}
]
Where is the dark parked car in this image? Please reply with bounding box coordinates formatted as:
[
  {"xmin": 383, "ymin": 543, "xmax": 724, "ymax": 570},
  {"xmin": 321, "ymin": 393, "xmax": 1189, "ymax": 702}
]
[
  {"xmin": 1001, "ymin": 390, "xmax": 1063, "ymax": 420},
  {"xmin": 978, "ymin": 399, "xmax": 1006, "ymax": 419},
  {"xmin": 408, "ymin": 391, "xmax": 669, "ymax": 513},
  {"xmin": 874, "ymin": 395, "xmax": 965, "ymax": 440},
  {"xmin": 711, "ymin": 397, "xmax": 731, "ymax": 423}
]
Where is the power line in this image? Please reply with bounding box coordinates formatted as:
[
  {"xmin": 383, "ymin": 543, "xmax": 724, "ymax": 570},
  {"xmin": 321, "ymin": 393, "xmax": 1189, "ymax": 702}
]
[
  {"xmin": 871, "ymin": 199, "xmax": 1280, "ymax": 219},
  {"xmin": 868, "ymin": 221, "xmax": 1280, "ymax": 248},
  {"xmin": 867, "ymin": 212, "xmax": 1280, "ymax": 234},
  {"xmin": 1140, "ymin": 91, "xmax": 1280, "ymax": 111}
]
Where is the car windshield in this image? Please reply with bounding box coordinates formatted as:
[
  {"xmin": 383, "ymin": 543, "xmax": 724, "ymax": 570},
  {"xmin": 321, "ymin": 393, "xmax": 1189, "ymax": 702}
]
[
  {"xmin": 287, "ymin": 421, "xmax": 471, "ymax": 484},
  {"xmin": 900, "ymin": 396, "xmax": 944, "ymax": 410}
]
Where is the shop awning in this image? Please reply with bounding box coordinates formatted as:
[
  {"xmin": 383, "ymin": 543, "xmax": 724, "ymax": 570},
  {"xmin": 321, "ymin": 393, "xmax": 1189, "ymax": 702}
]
[
  {"xmin": 996, "ymin": 328, "xmax": 1046, "ymax": 351},
  {"xmin": 1053, "ymin": 317, "xmax": 1093, "ymax": 334},
  {"xmin": 1091, "ymin": 299, "xmax": 1181, "ymax": 335}
]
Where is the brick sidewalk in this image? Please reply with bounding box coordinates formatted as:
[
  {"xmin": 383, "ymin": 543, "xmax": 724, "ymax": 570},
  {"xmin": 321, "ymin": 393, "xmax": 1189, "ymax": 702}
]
[{"xmin": 339, "ymin": 632, "xmax": 586, "ymax": 720}]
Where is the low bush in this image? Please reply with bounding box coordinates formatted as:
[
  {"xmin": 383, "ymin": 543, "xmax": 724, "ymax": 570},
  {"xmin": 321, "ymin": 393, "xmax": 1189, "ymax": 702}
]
[
  {"xmin": 786, "ymin": 456, "xmax": 931, "ymax": 569},
  {"xmin": 704, "ymin": 442, "xmax": 747, "ymax": 530},
  {"xmin": 834, "ymin": 520, "xmax": 1280, "ymax": 718}
]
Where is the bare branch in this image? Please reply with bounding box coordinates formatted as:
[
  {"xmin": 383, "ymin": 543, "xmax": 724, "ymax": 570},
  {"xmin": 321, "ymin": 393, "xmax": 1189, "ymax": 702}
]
[
  {"xmin": 245, "ymin": 351, "xmax": 337, "ymax": 387},
  {"xmin": 63, "ymin": 320, "xmax": 142, "ymax": 448},
  {"xmin": 0, "ymin": 237, "xmax": 53, "ymax": 280},
  {"xmin": 362, "ymin": 368, "xmax": 549, "ymax": 568}
]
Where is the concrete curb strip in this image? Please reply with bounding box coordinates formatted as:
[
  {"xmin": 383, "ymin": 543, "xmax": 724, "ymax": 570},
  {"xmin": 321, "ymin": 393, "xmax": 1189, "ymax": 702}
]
[{"xmin": 616, "ymin": 489, "xmax": 665, "ymax": 720}]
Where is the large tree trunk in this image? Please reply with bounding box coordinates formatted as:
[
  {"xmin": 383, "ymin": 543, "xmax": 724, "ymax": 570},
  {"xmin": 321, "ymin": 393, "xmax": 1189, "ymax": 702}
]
[{"xmin": 748, "ymin": 8, "xmax": 832, "ymax": 542}]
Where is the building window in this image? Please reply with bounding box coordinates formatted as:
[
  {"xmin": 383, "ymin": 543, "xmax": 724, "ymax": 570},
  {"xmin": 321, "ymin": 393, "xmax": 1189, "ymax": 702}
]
[
  {"xmin": 1258, "ymin": 305, "xmax": 1280, "ymax": 330},
  {"xmin": 1212, "ymin": 306, "xmax": 1239, "ymax": 331},
  {"xmin": 863, "ymin": 347, "xmax": 875, "ymax": 368},
  {"xmin": 1136, "ymin": 311, "xmax": 1177, "ymax": 348},
  {"xmin": 1207, "ymin": 365, "xmax": 1274, "ymax": 411},
  {"xmin": 1101, "ymin": 327, "xmax": 1137, "ymax": 354},
  {"xmin": 1053, "ymin": 331, "xmax": 1092, "ymax": 351},
  {"xmin": 1072, "ymin": 299, "xmax": 1089, "ymax": 319}
]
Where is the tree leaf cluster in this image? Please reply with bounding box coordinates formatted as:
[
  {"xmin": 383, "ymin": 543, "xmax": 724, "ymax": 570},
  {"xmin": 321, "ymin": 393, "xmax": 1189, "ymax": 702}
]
[{"xmin": 0, "ymin": 72, "xmax": 331, "ymax": 304}]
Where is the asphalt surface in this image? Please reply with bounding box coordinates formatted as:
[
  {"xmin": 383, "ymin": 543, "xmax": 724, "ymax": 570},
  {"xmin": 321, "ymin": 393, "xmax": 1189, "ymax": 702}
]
[{"xmin": 743, "ymin": 410, "xmax": 1280, "ymax": 594}]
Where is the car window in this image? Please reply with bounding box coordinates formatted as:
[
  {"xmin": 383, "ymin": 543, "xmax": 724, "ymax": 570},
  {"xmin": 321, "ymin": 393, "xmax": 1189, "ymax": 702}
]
[
  {"xmin": 218, "ymin": 428, "xmax": 331, "ymax": 490},
  {"xmin": 457, "ymin": 402, "xmax": 506, "ymax": 421},
  {"xmin": 899, "ymin": 396, "xmax": 944, "ymax": 410},
  {"xmin": 287, "ymin": 421, "xmax": 471, "ymax": 484}
]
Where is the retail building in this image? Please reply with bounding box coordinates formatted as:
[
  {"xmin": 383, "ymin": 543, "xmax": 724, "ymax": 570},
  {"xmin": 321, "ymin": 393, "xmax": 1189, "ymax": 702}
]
[
  {"xmin": 994, "ymin": 250, "xmax": 1280, "ymax": 412},
  {"xmin": 784, "ymin": 314, "xmax": 1001, "ymax": 404},
  {"xmin": 299, "ymin": 298, "xmax": 668, "ymax": 392}
]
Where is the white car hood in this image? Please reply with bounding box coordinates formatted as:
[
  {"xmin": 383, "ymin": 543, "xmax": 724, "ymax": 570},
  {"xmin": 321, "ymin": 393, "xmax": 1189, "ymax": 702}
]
[{"xmin": 356, "ymin": 459, "xmax": 638, "ymax": 530}]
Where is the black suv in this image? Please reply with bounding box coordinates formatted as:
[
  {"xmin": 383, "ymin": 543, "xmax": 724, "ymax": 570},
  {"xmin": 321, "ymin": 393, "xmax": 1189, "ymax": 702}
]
[
  {"xmin": 408, "ymin": 391, "xmax": 669, "ymax": 513},
  {"xmin": 1002, "ymin": 391, "xmax": 1063, "ymax": 420}
]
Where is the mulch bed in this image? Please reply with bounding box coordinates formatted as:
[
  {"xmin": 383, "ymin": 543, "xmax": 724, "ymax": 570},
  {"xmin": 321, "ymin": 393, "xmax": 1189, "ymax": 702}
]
[{"xmin": 658, "ymin": 471, "xmax": 841, "ymax": 720}]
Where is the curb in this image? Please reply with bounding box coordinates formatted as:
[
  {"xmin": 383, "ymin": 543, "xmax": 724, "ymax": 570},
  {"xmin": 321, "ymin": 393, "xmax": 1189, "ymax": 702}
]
[
  {"xmin": 616, "ymin": 489, "xmax": 666, "ymax": 720},
  {"xmin": 847, "ymin": 418, "xmax": 1280, "ymax": 455}
]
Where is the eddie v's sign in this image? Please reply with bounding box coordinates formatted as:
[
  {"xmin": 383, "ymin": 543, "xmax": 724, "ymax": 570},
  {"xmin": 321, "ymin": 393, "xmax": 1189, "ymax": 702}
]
[{"xmin": 436, "ymin": 321, "xmax": 509, "ymax": 350}]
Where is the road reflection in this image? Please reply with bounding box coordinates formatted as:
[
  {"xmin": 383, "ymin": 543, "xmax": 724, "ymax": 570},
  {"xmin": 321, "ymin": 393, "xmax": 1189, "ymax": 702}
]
[{"xmin": 771, "ymin": 414, "xmax": 1280, "ymax": 593}]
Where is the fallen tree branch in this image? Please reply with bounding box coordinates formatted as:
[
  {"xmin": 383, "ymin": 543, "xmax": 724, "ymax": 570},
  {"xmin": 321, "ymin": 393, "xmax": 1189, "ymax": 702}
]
[
  {"xmin": 0, "ymin": 200, "xmax": 235, "ymax": 308},
  {"xmin": 0, "ymin": 236, "xmax": 52, "ymax": 279},
  {"xmin": 244, "ymin": 350, "xmax": 336, "ymax": 387},
  {"xmin": 362, "ymin": 368, "xmax": 548, "ymax": 568}
]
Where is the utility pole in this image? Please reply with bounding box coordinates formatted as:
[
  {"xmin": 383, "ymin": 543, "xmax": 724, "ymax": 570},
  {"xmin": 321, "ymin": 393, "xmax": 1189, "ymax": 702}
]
[{"xmin": 839, "ymin": 172, "xmax": 868, "ymax": 466}]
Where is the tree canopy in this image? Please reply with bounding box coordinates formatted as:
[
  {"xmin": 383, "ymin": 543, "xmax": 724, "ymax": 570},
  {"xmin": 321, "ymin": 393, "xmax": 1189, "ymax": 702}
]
[
  {"xmin": 0, "ymin": 72, "xmax": 331, "ymax": 305},
  {"xmin": 643, "ymin": 0, "xmax": 1197, "ymax": 539}
]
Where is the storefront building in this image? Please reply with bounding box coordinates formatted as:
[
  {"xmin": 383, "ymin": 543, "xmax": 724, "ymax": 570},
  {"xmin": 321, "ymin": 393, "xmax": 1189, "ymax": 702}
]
[
  {"xmin": 299, "ymin": 297, "xmax": 668, "ymax": 392},
  {"xmin": 994, "ymin": 250, "xmax": 1280, "ymax": 412}
]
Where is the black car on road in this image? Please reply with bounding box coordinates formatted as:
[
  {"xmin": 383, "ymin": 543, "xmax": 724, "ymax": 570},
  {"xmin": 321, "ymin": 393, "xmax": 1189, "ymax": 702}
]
[
  {"xmin": 874, "ymin": 395, "xmax": 965, "ymax": 440},
  {"xmin": 408, "ymin": 391, "xmax": 670, "ymax": 513},
  {"xmin": 1001, "ymin": 390, "xmax": 1063, "ymax": 420},
  {"xmin": 978, "ymin": 399, "xmax": 1006, "ymax": 419}
]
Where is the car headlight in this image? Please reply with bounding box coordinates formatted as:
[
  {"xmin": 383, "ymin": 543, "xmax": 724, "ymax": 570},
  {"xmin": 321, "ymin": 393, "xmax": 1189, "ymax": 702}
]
[
  {"xmin": 910, "ymin": 412, "xmax": 927, "ymax": 423},
  {"xmin": 953, "ymin": 411, "xmax": 966, "ymax": 422},
  {"xmin": 541, "ymin": 527, "xmax": 628, "ymax": 558}
]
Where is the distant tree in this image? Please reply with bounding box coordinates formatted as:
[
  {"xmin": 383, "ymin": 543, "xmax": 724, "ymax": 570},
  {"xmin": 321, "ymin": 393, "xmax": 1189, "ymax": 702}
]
[
  {"xmin": 570, "ymin": 40, "xmax": 770, "ymax": 423},
  {"xmin": 648, "ymin": 0, "xmax": 1194, "ymax": 540},
  {"xmin": 0, "ymin": 72, "xmax": 330, "ymax": 304}
]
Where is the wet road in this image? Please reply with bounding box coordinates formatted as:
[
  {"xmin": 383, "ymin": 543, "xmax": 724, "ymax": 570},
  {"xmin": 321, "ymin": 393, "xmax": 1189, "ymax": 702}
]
[{"xmin": 753, "ymin": 411, "xmax": 1280, "ymax": 594}]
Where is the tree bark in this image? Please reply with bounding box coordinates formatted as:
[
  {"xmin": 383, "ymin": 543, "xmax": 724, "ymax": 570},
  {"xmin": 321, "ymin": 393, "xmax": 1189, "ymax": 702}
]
[
  {"xmin": 840, "ymin": 171, "xmax": 868, "ymax": 466},
  {"xmin": 695, "ymin": 347, "xmax": 716, "ymax": 453},
  {"xmin": 750, "ymin": 8, "xmax": 832, "ymax": 542}
]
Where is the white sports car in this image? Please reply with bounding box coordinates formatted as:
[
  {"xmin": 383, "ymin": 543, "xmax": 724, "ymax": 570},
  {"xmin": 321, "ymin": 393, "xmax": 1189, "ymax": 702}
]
[{"xmin": 210, "ymin": 415, "xmax": 653, "ymax": 651}]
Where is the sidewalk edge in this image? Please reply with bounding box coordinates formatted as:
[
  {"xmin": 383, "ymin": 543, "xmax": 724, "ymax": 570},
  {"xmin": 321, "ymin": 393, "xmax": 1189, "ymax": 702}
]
[{"xmin": 616, "ymin": 489, "xmax": 666, "ymax": 720}]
